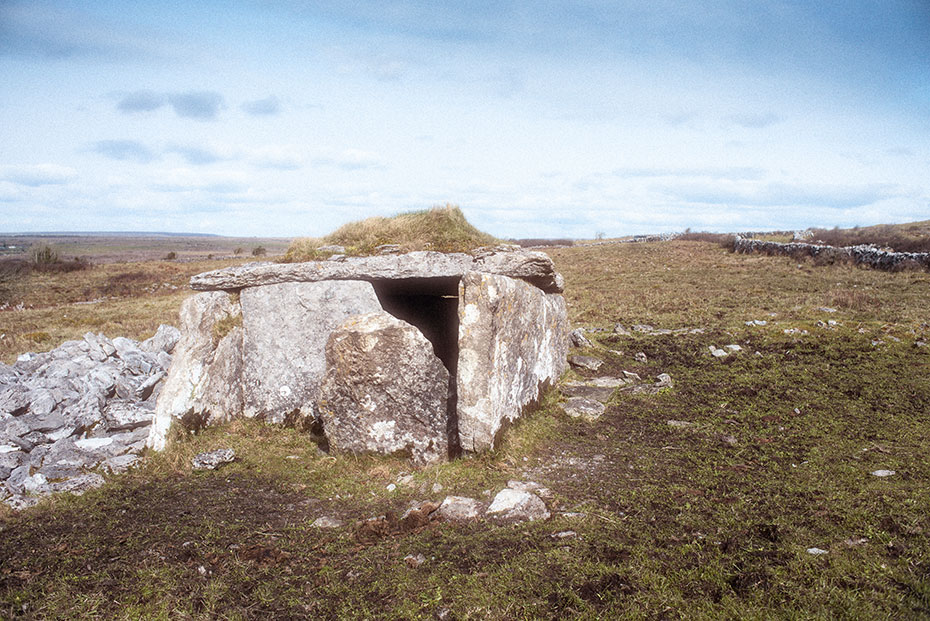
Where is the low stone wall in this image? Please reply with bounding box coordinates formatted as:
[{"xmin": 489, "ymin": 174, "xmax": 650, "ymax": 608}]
[{"xmin": 733, "ymin": 237, "xmax": 930, "ymax": 271}]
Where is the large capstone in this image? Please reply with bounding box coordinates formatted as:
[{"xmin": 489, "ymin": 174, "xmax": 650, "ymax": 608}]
[
  {"xmin": 240, "ymin": 280, "xmax": 382, "ymax": 424},
  {"xmin": 147, "ymin": 292, "xmax": 243, "ymax": 451},
  {"xmin": 190, "ymin": 248, "xmax": 563, "ymax": 294},
  {"xmin": 318, "ymin": 312, "xmax": 451, "ymax": 464},
  {"xmin": 456, "ymin": 271, "xmax": 569, "ymax": 452}
]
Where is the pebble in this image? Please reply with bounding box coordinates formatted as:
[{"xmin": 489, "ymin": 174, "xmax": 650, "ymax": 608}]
[
  {"xmin": 870, "ymin": 469, "xmax": 896, "ymax": 477},
  {"xmin": 806, "ymin": 547, "xmax": 829, "ymax": 555}
]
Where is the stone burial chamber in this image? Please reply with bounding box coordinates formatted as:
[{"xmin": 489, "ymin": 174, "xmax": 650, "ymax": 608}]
[{"xmin": 147, "ymin": 246, "xmax": 569, "ymax": 464}]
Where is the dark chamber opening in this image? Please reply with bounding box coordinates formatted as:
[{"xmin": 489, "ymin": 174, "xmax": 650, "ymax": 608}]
[{"xmin": 371, "ymin": 276, "xmax": 462, "ymax": 458}]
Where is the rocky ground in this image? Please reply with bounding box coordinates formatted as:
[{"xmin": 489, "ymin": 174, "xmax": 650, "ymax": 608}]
[{"xmin": 0, "ymin": 326, "xmax": 177, "ymax": 509}]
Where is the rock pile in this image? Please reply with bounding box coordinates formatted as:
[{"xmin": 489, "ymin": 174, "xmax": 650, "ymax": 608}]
[
  {"xmin": 733, "ymin": 237, "xmax": 930, "ymax": 271},
  {"xmin": 149, "ymin": 247, "xmax": 569, "ymax": 463},
  {"xmin": 1, "ymin": 326, "xmax": 178, "ymax": 508}
]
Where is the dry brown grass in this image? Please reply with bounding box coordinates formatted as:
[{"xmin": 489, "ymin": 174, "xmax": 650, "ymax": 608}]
[
  {"xmin": 0, "ymin": 257, "xmax": 248, "ymax": 363},
  {"xmin": 809, "ymin": 220, "xmax": 930, "ymax": 252},
  {"xmin": 548, "ymin": 239, "xmax": 930, "ymax": 329},
  {"xmin": 285, "ymin": 204, "xmax": 497, "ymax": 260}
]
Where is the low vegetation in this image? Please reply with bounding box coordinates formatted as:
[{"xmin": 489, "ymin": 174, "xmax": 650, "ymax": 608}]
[
  {"xmin": 808, "ymin": 221, "xmax": 930, "ymax": 253},
  {"xmin": 1, "ymin": 235, "xmax": 929, "ymax": 618},
  {"xmin": 284, "ymin": 204, "xmax": 498, "ymax": 260}
]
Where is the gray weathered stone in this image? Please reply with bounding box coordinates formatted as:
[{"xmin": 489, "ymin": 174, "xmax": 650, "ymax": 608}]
[
  {"xmin": 568, "ymin": 355, "xmax": 603, "ymax": 371},
  {"xmin": 457, "ymin": 272, "xmax": 568, "ymax": 452},
  {"xmin": 319, "ymin": 312, "xmax": 451, "ymax": 464},
  {"xmin": 241, "ymin": 280, "xmax": 383, "ymax": 424},
  {"xmin": 437, "ymin": 496, "xmax": 484, "ymax": 522},
  {"xmin": 487, "ymin": 488, "xmax": 550, "ymax": 522},
  {"xmin": 561, "ymin": 397, "xmax": 606, "ymax": 422},
  {"xmin": 570, "ymin": 328, "xmax": 593, "ymax": 348},
  {"xmin": 192, "ymin": 448, "xmax": 236, "ymax": 470},
  {"xmin": 148, "ymin": 292, "xmax": 243, "ymax": 450},
  {"xmin": 140, "ymin": 324, "xmax": 181, "ymax": 354},
  {"xmin": 560, "ymin": 382, "xmax": 615, "ymax": 402},
  {"xmin": 190, "ymin": 249, "xmax": 564, "ymax": 294},
  {"xmin": 103, "ymin": 400, "xmax": 154, "ymax": 431}
]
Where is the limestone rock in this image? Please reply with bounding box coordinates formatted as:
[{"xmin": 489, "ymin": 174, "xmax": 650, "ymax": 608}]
[
  {"xmin": 148, "ymin": 292, "xmax": 243, "ymax": 450},
  {"xmin": 473, "ymin": 249, "xmax": 564, "ymax": 293},
  {"xmin": 570, "ymin": 328, "xmax": 593, "ymax": 348},
  {"xmin": 456, "ymin": 272, "xmax": 569, "ymax": 452},
  {"xmin": 192, "ymin": 448, "xmax": 236, "ymax": 470},
  {"xmin": 487, "ymin": 488, "xmax": 550, "ymax": 522},
  {"xmin": 140, "ymin": 324, "xmax": 181, "ymax": 355},
  {"xmin": 319, "ymin": 312, "xmax": 450, "ymax": 464},
  {"xmin": 241, "ymin": 280, "xmax": 383, "ymax": 424},
  {"xmin": 560, "ymin": 382, "xmax": 615, "ymax": 402},
  {"xmin": 190, "ymin": 249, "xmax": 564, "ymax": 294},
  {"xmin": 568, "ymin": 355, "xmax": 603, "ymax": 372},
  {"xmin": 311, "ymin": 516, "xmax": 345, "ymax": 528},
  {"xmin": 562, "ymin": 397, "xmax": 606, "ymax": 422},
  {"xmin": 437, "ymin": 496, "xmax": 484, "ymax": 522}
]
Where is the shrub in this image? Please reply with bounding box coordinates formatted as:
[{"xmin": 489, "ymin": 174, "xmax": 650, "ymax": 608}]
[
  {"xmin": 164, "ymin": 252, "xmax": 177, "ymax": 261},
  {"xmin": 30, "ymin": 245, "xmax": 59, "ymax": 265},
  {"xmin": 234, "ymin": 247, "xmax": 244, "ymax": 255},
  {"xmin": 252, "ymin": 246, "xmax": 267, "ymax": 257},
  {"xmin": 284, "ymin": 204, "xmax": 497, "ymax": 261}
]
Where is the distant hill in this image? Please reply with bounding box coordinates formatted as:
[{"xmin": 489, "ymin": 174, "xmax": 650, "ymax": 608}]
[{"xmin": 0, "ymin": 231, "xmax": 222, "ymax": 238}]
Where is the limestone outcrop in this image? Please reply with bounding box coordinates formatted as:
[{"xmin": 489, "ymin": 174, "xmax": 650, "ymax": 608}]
[
  {"xmin": 319, "ymin": 312, "xmax": 450, "ymax": 464},
  {"xmin": 150, "ymin": 248, "xmax": 569, "ymax": 462}
]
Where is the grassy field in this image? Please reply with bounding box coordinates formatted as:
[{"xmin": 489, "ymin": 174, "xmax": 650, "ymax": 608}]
[{"xmin": 1, "ymin": 240, "xmax": 928, "ymax": 619}]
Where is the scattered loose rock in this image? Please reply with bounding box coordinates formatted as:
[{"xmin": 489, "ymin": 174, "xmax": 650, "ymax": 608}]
[
  {"xmin": 806, "ymin": 547, "xmax": 829, "ymax": 555},
  {"xmin": 870, "ymin": 469, "xmax": 896, "ymax": 477},
  {"xmin": 570, "ymin": 328, "xmax": 593, "ymax": 348},
  {"xmin": 562, "ymin": 397, "xmax": 606, "ymax": 422},
  {"xmin": 191, "ymin": 448, "xmax": 236, "ymax": 471},
  {"xmin": 1, "ymin": 328, "xmax": 174, "ymax": 508},
  {"xmin": 487, "ymin": 488, "xmax": 550, "ymax": 522},
  {"xmin": 404, "ymin": 553, "xmax": 427, "ymax": 568},
  {"xmin": 568, "ymin": 355, "xmax": 603, "ymax": 371},
  {"xmin": 437, "ymin": 496, "xmax": 483, "ymax": 522},
  {"xmin": 311, "ymin": 516, "xmax": 344, "ymax": 529}
]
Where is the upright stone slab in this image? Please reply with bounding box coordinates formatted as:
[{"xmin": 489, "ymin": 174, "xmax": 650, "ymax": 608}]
[
  {"xmin": 456, "ymin": 271, "xmax": 569, "ymax": 452},
  {"xmin": 147, "ymin": 292, "xmax": 243, "ymax": 450},
  {"xmin": 318, "ymin": 312, "xmax": 451, "ymax": 464},
  {"xmin": 240, "ymin": 280, "xmax": 382, "ymax": 424}
]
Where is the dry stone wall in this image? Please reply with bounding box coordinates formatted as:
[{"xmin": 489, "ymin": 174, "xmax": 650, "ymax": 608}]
[{"xmin": 733, "ymin": 237, "xmax": 930, "ymax": 271}]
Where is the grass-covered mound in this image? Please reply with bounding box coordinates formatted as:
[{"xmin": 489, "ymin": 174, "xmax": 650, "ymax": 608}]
[{"xmin": 284, "ymin": 204, "xmax": 498, "ymax": 261}]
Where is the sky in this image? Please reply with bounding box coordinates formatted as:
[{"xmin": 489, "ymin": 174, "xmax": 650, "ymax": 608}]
[{"xmin": 1, "ymin": 1, "xmax": 928, "ymax": 239}]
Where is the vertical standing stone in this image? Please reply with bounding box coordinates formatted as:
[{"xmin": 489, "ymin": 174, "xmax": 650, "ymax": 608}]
[
  {"xmin": 148, "ymin": 292, "xmax": 243, "ymax": 451},
  {"xmin": 240, "ymin": 280, "xmax": 383, "ymax": 424},
  {"xmin": 319, "ymin": 312, "xmax": 451, "ymax": 464},
  {"xmin": 456, "ymin": 271, "xmax": 568, "ymax": 452}
]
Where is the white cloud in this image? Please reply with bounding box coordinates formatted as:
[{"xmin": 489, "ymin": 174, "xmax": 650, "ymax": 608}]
[{"xmin": 0, "ymin": 164, "xmax": 77, "ymax": 186}]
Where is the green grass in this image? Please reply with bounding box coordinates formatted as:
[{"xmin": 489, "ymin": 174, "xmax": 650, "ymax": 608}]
[{"xmin": 1, "ymin": 240, "xmax": 928, "ymax": 619}]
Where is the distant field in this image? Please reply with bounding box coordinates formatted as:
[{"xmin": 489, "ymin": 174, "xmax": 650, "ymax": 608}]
[
  {"xmin": 1, "ymin": 237, "xmax": 929, "ymax": 618},
  {"xmin": 0, "ymin": 233, "xmax": 292, "ymax": 264}
]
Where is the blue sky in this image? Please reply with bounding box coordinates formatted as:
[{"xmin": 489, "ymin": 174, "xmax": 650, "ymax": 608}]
[{"xmin": 1, "ymin": 1, "xmax": 928, "ymax": 238}]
